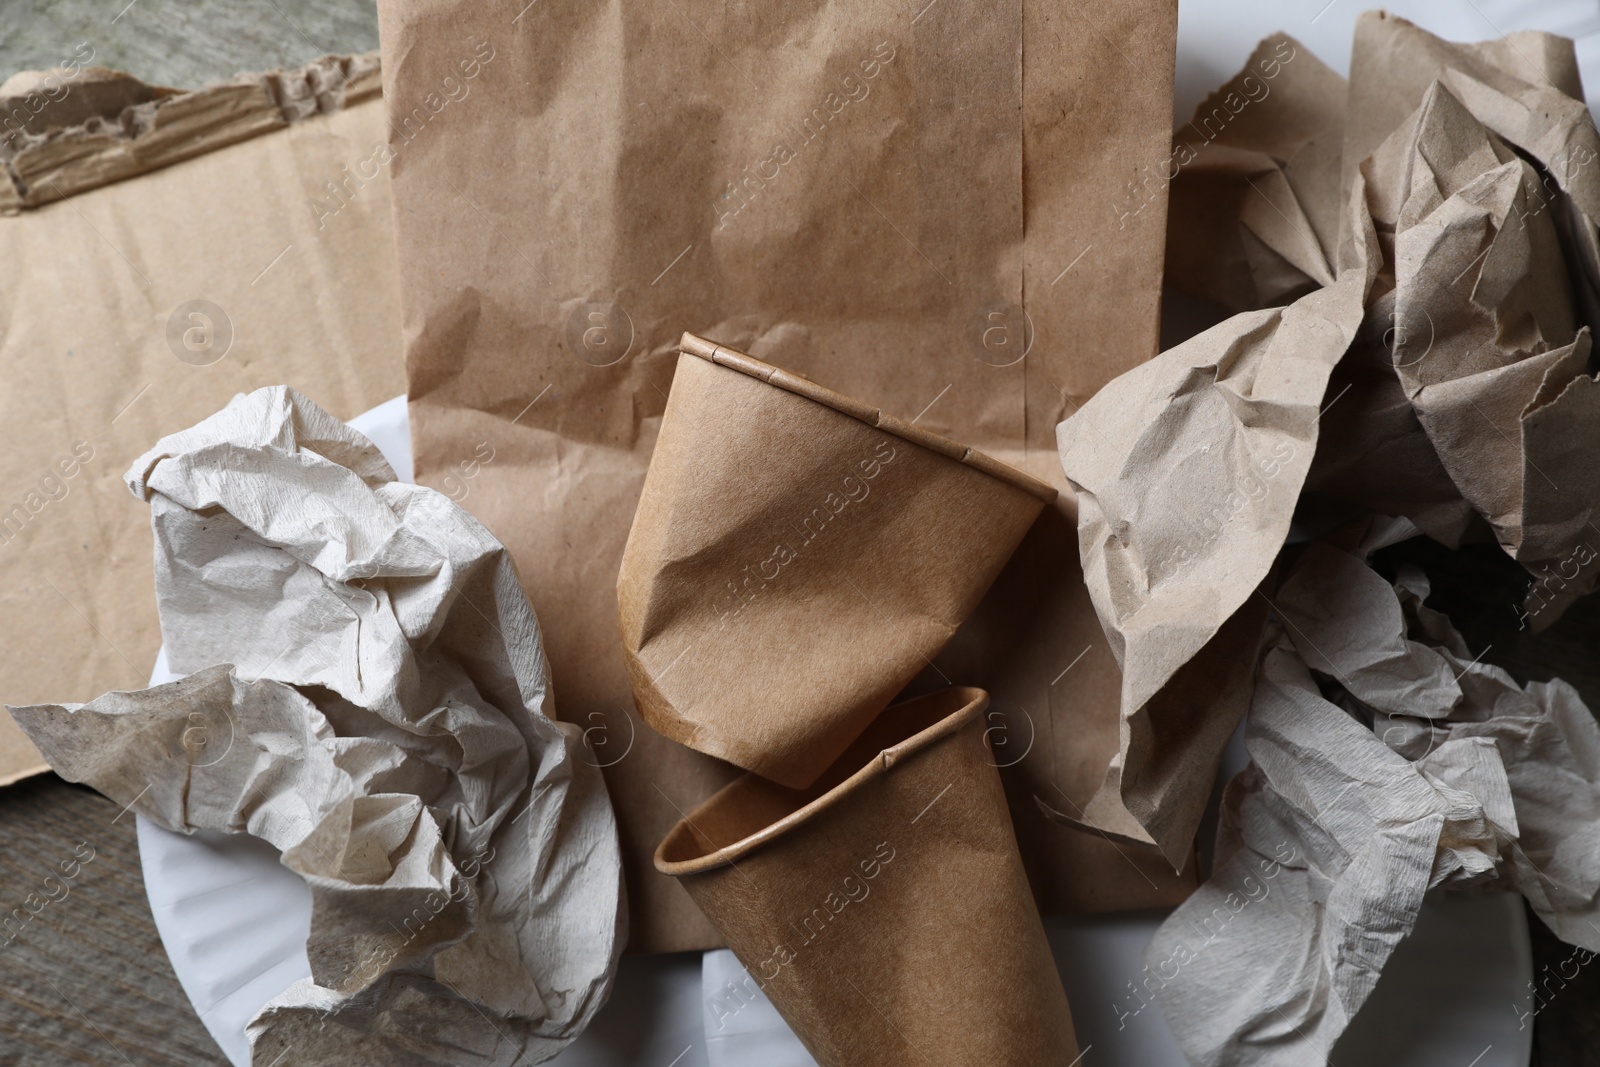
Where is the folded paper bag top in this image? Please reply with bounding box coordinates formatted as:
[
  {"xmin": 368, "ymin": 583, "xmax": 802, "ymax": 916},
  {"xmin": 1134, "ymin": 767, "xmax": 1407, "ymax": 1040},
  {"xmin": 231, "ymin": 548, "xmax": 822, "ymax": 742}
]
[
  {"xmin": 656, "ymin": 686, "xmax": 1079, "ymax": 1067},
  {"xmin": 619, "ymin": 334, "xmax": 1057, "ymax": 788}
]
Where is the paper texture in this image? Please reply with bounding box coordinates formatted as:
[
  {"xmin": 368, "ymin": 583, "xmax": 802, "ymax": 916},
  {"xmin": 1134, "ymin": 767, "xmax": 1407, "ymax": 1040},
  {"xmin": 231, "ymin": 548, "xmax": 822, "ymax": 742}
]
[
  {"xmin": 1367, "ymin": 74, "xmax": 1600, "ymax": 620},
  {"xmin": 1145, "ymin": 537, "xmax": 1600, "ymax": 1067},
  {"xmin": 379, "ymin": 0, "xmax": 1190, "ymax": 950},
  {"xmin": 657, "ymin": 687, "xmax": 1078, "ymax": 1067},
  {"xmin": 0, "ymin": 56, "xmax": 404, "ymax": 787},
  {"xmin": 1052, "ymin": 170, "xmax": 1378, "ymax": 863},
  {"xmin": 1340, "ymin": 11, "xmax": 1588, "ymax": 216},
  {"xmin": 619, "ymin": 337, "xmax": 1053, "ymax": 788},
  {"xmin": 1309, "ymin": 15, "xmax": 1600, "ymax": 621},
  {"xmin": 9, "ymin": 386, "xmax": 623, "ymax": 1067},
  {"xmin": 1163, "ymin": 34, "xmax": 1345, "ymax": 313}
]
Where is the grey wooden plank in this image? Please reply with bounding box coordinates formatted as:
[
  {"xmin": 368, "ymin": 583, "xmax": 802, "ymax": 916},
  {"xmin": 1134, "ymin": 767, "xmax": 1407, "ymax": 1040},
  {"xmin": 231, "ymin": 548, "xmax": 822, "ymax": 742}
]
[{"xmin": 0, "ymin": 774, "xmax": 228, "ymax": 1066}]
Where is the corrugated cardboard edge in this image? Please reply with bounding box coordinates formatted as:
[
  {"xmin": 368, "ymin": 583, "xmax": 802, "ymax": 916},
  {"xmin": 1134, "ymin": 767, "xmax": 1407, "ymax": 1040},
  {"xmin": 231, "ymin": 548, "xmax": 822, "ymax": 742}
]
[
  {"xmin": 1, "ymin": 52, "xmax": 381, "ymax": 213},
  {"xmin": 678, "ymin": 333, "xmax": 1059, "ymax": 505}
]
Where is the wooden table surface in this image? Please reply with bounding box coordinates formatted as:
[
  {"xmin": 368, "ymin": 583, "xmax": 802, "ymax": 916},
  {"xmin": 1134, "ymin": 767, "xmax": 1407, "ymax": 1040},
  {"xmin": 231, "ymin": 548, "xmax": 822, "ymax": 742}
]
[
  {"xmin": 2, "ymin": 4, "xmax": 1599, "ymax": 1066},
  {"xmin": 0, "ymin": 777, "xmax": 228, "ymax": 1066}
]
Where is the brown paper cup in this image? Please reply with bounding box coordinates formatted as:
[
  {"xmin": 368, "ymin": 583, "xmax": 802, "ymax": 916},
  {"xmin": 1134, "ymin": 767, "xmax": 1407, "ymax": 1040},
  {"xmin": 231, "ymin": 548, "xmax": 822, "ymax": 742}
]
[
  {"xmin": 655, "ymin": 686, "xmax": 1079, "ymax": 1066},
  {"xmin": 619, "ymin": 334, "xmax": 1056, "ymax": 788}
]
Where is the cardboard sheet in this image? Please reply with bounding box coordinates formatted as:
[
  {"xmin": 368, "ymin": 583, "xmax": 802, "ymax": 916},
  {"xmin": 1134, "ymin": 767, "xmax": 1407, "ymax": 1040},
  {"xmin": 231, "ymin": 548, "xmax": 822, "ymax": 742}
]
[
  {"xmin": 10, "ymin": 387, "xmax": 623, "ymax": 1067},
  {"xmin": 378, "ymin": 0, "xmax": 1191, "ymax": 951},
  {"xmin": 0, "ymin": 54, "xmax": 405, "ymax": 786}
]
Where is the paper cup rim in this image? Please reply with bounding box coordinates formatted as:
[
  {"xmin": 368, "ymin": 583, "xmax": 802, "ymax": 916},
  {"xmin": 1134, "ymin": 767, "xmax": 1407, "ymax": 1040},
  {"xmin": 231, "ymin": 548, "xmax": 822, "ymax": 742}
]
[
  {"xmin": 653, "ymin": 686, "xmax": 989, "ymax": 877},
  {"xmin": 677, "ymin": 333, "xmax": 1058, "ymax": 505}
]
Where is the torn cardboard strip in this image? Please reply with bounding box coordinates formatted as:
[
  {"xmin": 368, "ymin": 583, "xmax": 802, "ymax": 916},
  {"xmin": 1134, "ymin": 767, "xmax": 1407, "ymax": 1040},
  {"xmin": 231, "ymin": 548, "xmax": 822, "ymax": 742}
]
[
  {"xmin": 1, "ymin": 53, "xmax": 382, "ymax": 211},
  {"xmin": 9, "ymin": 386, "xmax": 624, "ymax": 1067}
]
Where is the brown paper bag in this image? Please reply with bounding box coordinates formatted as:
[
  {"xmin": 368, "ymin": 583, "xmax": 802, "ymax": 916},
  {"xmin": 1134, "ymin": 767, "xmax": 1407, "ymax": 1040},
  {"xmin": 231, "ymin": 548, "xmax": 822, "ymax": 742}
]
[
  {"xmin": 657, "ymin": 686, "xmax": 1078, "ymax": 1066},
  {"xmin": 0, "ymin": 55, "xmax": 404, "ymax": 787},
  {"xmin": 619, "ymin": 335, "xmax": 1054, "ymax": 787},
  {"xmin": 379, "ymin": 0, "xmax": 1191, "ymax": 951}
]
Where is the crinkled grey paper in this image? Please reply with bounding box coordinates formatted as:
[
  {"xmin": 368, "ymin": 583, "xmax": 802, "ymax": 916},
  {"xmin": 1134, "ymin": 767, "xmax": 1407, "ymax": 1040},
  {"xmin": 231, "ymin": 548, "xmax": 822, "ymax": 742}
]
[
  {"xmin": 8, "ymin": 386, "xmax": 624, "ymax": 1067},
  {"xmin": 1146, "ymin": 537, "xmax": 1600, "ymax": 1066}
]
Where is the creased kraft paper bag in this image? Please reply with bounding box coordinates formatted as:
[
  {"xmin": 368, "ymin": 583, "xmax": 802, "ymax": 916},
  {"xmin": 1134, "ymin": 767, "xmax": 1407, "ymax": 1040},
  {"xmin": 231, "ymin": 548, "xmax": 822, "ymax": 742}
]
[
  {"xmin": 379, "ymin": 0, "xmax": 1188, "ymax": 951},
  {"xmin": 0, "ymin": 55, "xmax": 404, "ymax": 788}
]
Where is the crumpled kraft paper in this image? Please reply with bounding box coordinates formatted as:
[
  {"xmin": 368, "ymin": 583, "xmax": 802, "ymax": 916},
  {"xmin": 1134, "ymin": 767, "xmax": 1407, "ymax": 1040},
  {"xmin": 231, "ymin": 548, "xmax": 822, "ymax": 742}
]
[
  {"xmin": 1158, "ymin": 29, "xmax": 1484, "ymax": 549},
  {"xmin": 1341, "ymin": 11, "xmax": 1591, "ymax": 219},
  {"xmin": 1167, "ymin": 16, "xmax": 1597, "ymax": 321},
  {"xmin": 1050, "ymin": 171, "xmax": 1378, "ymax": 864},
  {"xmin": 1163, "ymin": 33, "xmax": 1345, "ymax": 313},
  {"xmin": 1366, "ymin": 71, "xmax": 1600, "ymax": 616},
  {"xmin": 8, "ymin": 386, "xmax": 623, "ymax": 1067},
  {"xmin": 378, "ymin": 0, "xmax": 1191, "ymax": 948},
  {"xmin": 1304, "ymin": 286, "xmax": 1485, "ymax": 550},
  {"xmin": 1145, "ymin": 537, "xmax": 1600, "ymax": 1067},
  {"xmin": 1095, "ymin": 11, "xmax": 1600, "ymax": 862},
  {"xmin": 1313, "ymin": 15, "xmax": 1600, "ymax": 625}
]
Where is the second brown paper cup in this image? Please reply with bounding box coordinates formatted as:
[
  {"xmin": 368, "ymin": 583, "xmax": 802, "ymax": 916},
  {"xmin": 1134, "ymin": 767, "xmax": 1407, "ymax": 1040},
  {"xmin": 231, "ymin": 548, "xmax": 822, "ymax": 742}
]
[{"xmin": 655, "ymin": 686, "xmax": 1080, "ymax": 1066}]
